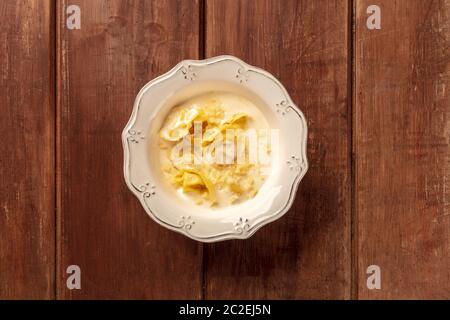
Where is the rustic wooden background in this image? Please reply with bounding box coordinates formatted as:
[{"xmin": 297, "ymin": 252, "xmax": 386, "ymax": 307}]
[{"xmin": 0, "ymin": 0, "xmax": 449, "ymax": 299}]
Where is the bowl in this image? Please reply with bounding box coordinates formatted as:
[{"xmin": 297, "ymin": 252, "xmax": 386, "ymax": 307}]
[{"xmin": 122, "ymin": 55, "xmax": 308, "ymax": 242}]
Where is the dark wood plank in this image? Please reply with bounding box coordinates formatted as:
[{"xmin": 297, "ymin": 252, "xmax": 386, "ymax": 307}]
[
  {"xmin": 0, "ymin": 0, "xmax": 55, "ymax": 299},
  {"xmin": 205, "ymin": 0, "xmax": 351, "ymax": 299},
  {"xmin": 57, "ymin": 0, "xmax": 202, "ymax": 299},
  {"xmin": 356, "ymin": 0, "xmax": 450, "ymax": 299}
]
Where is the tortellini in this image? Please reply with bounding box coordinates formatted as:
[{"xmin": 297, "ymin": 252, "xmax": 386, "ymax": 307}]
[{"xmin": 159, "ymin": 93, "xmax": 269, "ymax": 207}]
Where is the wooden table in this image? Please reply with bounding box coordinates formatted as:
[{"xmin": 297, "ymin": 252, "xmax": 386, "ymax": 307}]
[{"xmin": 1, "ymin": 0, "xmax": 449, "ymax": 299}]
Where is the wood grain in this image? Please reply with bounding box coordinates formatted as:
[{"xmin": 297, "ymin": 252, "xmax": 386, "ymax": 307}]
[
  {"xmin": 0, "ymin": 1, "xmax": 55, "ymax": 299},
  {"xmin": 2, "ymin": 0, "xmax": 448, "ymax": 300},
  {"xmin": 355, "ymin": 0, "xmax": 450, "ymax": 299},
  {"xmin": 57, "ymin": 0, "xmax": 202, "ymax": 299},
  {"xmin": 204, "ymin": 0, "xmax": 351, "ymax": 299}
]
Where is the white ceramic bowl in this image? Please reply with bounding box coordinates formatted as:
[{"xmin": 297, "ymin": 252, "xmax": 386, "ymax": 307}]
[{"xmin": 122, "ymin": 55, "xmax": 308, "ymax": 242}]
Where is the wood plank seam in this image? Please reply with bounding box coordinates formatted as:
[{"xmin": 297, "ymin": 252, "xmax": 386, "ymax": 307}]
[
  {"xmin": 350, "ymin": 0, "xmax": 358, "ymax": 300},
  {"xmin": 52, "ymin": 0, "xmax": 58, "ymax": 300},
  {"xmin": 55, "ymin": 0, "xmax": 62, "ymax": 300}
]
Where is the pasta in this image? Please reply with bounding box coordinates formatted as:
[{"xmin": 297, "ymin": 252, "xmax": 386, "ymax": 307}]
[{"xmin": 159, "ymin": 92, "xmax": 270, "ymax": 207}]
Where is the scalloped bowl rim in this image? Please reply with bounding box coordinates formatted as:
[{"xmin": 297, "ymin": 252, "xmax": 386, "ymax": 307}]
[{"xmin": 122, "ymin": 55, "xmax": 308, "ymax": 242}]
